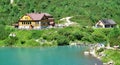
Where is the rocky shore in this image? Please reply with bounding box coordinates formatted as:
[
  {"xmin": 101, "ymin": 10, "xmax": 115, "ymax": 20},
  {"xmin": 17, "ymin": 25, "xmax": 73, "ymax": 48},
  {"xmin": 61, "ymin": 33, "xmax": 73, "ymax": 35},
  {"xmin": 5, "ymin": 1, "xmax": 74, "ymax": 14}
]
[{"xmin": 83, "ymin": 44, "xmax": 116, "ymax": 65}]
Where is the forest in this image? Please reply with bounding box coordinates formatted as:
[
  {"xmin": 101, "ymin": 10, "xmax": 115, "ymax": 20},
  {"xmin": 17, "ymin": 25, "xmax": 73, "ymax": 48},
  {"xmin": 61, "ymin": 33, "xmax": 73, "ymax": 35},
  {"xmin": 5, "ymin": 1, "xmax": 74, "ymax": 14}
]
[{"xmin": 0, "ymin": 0, "xmax": 120, "ymax": 25}]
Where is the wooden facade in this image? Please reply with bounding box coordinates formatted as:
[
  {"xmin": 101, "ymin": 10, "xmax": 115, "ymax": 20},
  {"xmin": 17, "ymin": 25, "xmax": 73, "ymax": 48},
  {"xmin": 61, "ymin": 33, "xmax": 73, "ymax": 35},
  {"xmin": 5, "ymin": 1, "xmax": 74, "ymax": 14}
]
[{"xmin": 18, "ymin": 13, "xmax": 54, "ymax": 29}]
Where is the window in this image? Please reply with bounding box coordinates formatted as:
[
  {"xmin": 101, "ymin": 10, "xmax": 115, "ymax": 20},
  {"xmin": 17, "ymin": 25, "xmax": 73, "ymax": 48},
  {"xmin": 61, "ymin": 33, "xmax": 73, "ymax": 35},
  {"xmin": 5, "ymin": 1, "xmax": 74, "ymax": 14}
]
[
  {"xmin": 23, "ymin": 22, "xmax": 25, "ymax": 24},
  {"xmin": 29, "ymin": 22, "xmax": 31, "ymax": 24},
  {"xmin": 105, "ymin": 25, "xmax": 110, "ymax": 28},
  {"xmin": 26, "ymin": 22, "xmax": 27, "ymax": 24},
  {"xmin": 22, "ymin": 22, "xmax": 31, "ymax": 25},
  {"xmin": 22, "ymin": 22, "xmax": 25, "ymax": 24},
  {"xmin": 111, "ymin": 25, "xmax": 114, "ymax": 27},
  {"xmin": 36, "ymin": 22, "xmax": 39, "ymax": 24}
]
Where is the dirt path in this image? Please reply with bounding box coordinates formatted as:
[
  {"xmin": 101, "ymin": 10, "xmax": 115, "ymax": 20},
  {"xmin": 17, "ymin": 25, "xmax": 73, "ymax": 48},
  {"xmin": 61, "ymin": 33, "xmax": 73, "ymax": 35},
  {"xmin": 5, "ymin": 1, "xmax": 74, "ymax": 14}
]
[{"xmin": 59, "ymin": 16, "xmax": 76, "ymax": 26}]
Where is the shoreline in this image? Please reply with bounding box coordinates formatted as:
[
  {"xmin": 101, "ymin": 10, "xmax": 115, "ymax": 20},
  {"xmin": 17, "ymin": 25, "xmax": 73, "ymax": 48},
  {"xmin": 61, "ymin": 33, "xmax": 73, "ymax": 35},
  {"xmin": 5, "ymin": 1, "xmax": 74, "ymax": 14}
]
[{"xmin": 84, "ymin": 45, "xmax": 118, "ymax": 65}]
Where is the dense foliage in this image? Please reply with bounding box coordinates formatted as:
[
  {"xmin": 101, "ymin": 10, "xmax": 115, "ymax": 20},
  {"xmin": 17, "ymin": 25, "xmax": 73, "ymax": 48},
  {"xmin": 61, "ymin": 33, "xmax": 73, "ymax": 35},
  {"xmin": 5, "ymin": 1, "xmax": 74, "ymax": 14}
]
[
  {"xmin": 108, "ymin": 28, "xmax": 120, "ymax": 46},
  {"xmin": 0, "ymin": 0, "xmax": 120, "ymax": 47},
  {"xmin": 0, "ymin": 25, "xmax": 119, "ymax": 47},
  {"xmin": 102, "ymin": 50, "xmax": 120, "ymax": 65},
  {"xmin": 0, "ymin": 0, "xmax": 120, "ymax": 25},
  {"xmin": 0, "ymin": 25, "xmax": 13, "ymax": 40}
]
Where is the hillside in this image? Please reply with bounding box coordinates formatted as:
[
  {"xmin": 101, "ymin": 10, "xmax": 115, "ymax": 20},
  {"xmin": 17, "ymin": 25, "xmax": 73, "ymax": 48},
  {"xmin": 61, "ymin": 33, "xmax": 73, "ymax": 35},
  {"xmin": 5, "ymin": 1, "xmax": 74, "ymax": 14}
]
[
  {"xmin": 0, "ymin": 0, "xmax": 120, "ymax": 47},
  {"xmin": 0, "ymin": 0, "xmax": 120, "ymax": 25}
]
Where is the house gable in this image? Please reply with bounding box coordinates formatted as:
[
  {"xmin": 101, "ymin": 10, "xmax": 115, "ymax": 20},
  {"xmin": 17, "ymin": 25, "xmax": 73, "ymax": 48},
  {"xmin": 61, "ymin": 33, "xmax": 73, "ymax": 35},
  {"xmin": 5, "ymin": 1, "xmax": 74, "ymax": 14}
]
[
  {"xmin": 98, "ymin": 21, "xmax": 104, "ymax": 26},
  {"xmin": 41, "ymin": 15, "xmax": 48, "ymax": 20},
  {"xmin": 20, "ymin": 15, "xmax": 32, "ymax": 20},
  {"xmin": 95, "ymin": 21, "xmax": 104, "ymax": 27}
]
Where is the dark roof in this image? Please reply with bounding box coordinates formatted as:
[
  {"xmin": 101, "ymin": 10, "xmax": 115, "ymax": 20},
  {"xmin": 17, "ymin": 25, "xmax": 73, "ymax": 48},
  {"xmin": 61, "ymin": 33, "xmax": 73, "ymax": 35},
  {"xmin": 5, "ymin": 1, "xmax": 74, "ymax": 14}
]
[{"xmin": 100, "ymin": 19, "xmax": 116, "ymax": 25}]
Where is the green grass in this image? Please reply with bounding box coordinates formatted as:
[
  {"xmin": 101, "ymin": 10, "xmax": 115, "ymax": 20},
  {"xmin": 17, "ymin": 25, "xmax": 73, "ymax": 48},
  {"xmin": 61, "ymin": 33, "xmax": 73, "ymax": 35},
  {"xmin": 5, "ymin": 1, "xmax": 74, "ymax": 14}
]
[
  {"xmin": 70, "ymin": 15, "xmax": 95, "ymax": 27},
  {"xmin": 0, "ymin": 25, "xmax": 120, "ymax": 47},
  {"xmin": 0, "ymin": 40, "xmax": 5, "ymax": 46},
  {"xmin": 102, "ymin": 50, "xmax": 120, "ymax": 65}
]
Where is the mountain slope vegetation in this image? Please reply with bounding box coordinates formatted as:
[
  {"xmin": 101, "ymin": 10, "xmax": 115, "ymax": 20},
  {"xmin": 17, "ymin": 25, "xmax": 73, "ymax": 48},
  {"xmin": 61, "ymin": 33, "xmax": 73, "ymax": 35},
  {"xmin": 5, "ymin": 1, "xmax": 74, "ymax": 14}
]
[
  {"xmin": 0, "ymin": 0, "xmax": 120, "ymax": 47},
  {"xmin": 0, "ymin": 0, "xmax": 120, "ymax": 25}
]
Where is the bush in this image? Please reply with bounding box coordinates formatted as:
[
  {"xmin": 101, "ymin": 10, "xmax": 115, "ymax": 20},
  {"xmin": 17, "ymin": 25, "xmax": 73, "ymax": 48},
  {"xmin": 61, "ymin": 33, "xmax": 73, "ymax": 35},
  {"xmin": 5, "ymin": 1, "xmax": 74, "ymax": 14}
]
[
  {"xmin": 31, "ymin": 31, "xmax": 42, "ymax": 39},
  {"xmin": 5, "ymin": 36, "xmax": 18, "ymax": 46},
  {"xmin": 0, "ymin": 24, "xmax": 10, "ymax": 40},
  {"xmin": 20, "ymin": 40, "xmax": 26, "ymax": 44},
  {"xmin": 25, "ymin": 39, "xmax": 40, "ymax": 46},
  {"xmin": 73, "ymin": 32, "xmax": 83, "ymax": 40},
  {"xmin": 81, "ymin": 36, "xmax": 94, "ymax": 43},
  {"xmin": 58, "ymin": 29, "xmax": 67, "ymax": 36},
  {"xmin": 68, "ymin": 35, "xmax": 75, "ymax": 41},
  {"xmin": 97, "ymin": 48, "xmax": 104, "ymax": 53},
  {"xmin": 92, "ymin": 34, "xmax": 106, "ymax": 43},
  {"xmin": 56, "ymin": 36, "xmax": 69, "ymax": 46},
  {"xmin": 92, "ymin": 29, "xmax": 106, "ymax": 43},
  {"xmin": 108, "ymin": 28, "xmax": 120, "ymax": 46}
]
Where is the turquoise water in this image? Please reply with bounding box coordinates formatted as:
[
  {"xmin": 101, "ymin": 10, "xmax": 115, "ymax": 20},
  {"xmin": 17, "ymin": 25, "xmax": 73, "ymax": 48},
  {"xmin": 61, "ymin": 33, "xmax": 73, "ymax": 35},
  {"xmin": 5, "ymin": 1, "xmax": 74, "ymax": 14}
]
[{"xmin": 0, "ymin": 46, "xmax": 103, "ymax": 65}]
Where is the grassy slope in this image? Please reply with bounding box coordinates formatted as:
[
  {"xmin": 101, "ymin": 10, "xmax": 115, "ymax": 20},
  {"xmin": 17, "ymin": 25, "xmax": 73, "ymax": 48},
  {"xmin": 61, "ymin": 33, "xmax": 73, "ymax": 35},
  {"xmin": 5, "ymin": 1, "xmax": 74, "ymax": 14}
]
[
  {"xmin": 102, "ymin": 50, "xmax": 120, "ymax": 65},
  {"xmin": 70, "ymin": 15, "xmax": 94, "ymax": 27}
]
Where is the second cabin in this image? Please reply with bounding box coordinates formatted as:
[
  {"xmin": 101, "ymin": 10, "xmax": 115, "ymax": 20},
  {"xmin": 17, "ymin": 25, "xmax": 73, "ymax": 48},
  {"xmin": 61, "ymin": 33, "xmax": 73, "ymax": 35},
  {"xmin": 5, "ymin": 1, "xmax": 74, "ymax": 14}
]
[{"xmin": 95, "ymin": 19, "xmax": 117, "ymax": 28}]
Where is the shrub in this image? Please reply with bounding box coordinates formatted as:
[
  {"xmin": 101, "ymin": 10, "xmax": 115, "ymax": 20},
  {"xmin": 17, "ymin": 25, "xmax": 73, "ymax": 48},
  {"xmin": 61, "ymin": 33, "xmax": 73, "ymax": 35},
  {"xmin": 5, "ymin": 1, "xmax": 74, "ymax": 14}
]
[
  {"xmin": 97, "ymin": 48, "xmax": 104, "ymax": 53},
  {"xmin": 25, "ymin": 39, "xmax": 40, "ymax": 46},
  {"xmin": 31, "ymin": 31, "xmax": 42, "ymax": 39},
  {"xmin": 0, "ymin": 24, "xmax": 10, "ymax": 40},
  {"xmin": 92, "ymin": 34, "xmax": 106, "ymax": 43},
  {"xmin": 73, "ymin": 32, "xmax": 83, "ymax": 40},
  {"xmin": 5, "ymin": 36, "xmax": 18, "ymax": 46},
  {"xmin": 108, "ymin": 28, "xmax": 120, "ymax": 46},
  {"xmin": 56, "ymin": 36, "xmax": 69, "ymax": 46},
  {"xmin": 68, "ymin": 35, "xmax": 75, "ymax": 41},
  {"xmin": 20, "ymin": 40, "xmax": 26, "ymax": 44}
]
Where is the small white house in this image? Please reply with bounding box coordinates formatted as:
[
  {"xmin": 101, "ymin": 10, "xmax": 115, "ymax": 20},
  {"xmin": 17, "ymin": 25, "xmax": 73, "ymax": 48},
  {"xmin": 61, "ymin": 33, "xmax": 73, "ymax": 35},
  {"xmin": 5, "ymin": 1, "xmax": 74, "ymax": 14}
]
[{"xmin": 95, "ymin": 19, "xmax": 116, "ymax": 28}]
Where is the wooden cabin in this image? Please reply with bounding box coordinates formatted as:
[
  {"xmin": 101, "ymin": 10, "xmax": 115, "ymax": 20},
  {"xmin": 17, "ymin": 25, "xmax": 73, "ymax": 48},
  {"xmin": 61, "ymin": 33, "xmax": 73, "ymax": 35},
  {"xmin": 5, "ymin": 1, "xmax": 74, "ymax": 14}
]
[{"xmin": 18, "ymin": 13, "xmax": 55, "ymax": 29}]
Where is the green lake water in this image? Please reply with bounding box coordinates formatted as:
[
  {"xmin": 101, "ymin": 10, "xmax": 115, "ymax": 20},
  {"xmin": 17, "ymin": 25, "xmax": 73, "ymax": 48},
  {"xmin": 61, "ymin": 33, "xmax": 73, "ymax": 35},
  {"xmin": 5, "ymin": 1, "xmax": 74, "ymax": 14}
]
[{"xmin": 0, "ymin": 46, "xmax": 103, "ymax": 65}]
